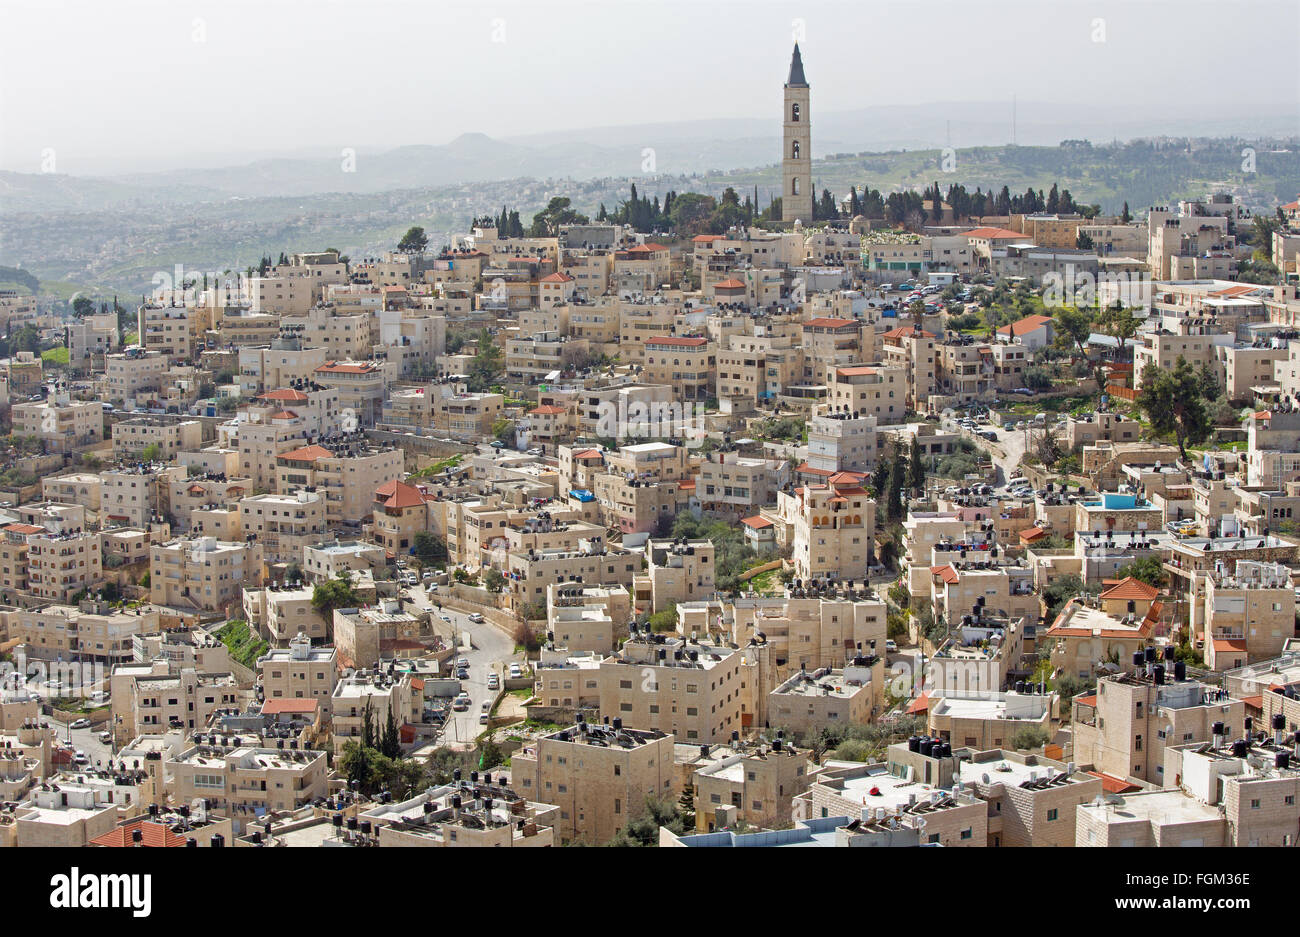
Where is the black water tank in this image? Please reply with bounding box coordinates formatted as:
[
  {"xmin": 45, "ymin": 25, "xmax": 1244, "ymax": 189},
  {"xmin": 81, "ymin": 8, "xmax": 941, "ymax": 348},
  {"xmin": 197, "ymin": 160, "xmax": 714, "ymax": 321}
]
[
  {"xmin": 920, "ymin": 737, "xmax": 935, "ymax": 757},
  {"xmin": 1163, "ymin": 645, "xmax": 1176, "ymax": 662},
  {"xmin": 1174, "ymin": 661, "xmax": 1187, "ymax": 681},
  {"xmin": 1132, "ymin": 652, "xmax": 1144, "ymax": 668},
  {"xmin": 1212, "ymin": 721, "xmax": 1225, "ymax": 737},
  {"xmin": 1274, "ymin": 714, "xmax": 1287, "ymax": 731},
  {"xmin": 908, "ymin": 735, "xmax": 921, "ymax": 753},
  {"xmin": 1153, "ymin": 665, "xmax": 1165, "ymax": 685},
  {"xmin": 1279, "ymin": 751, "xmax": 1292, "ymax": 770},
  {"xmin": 1145, "ymin": 647, "xmax": 1157, "ymax": 663},
  {"xmin": 1232, "ymin": 739, "xmax": 1249, "ymax": 758}
]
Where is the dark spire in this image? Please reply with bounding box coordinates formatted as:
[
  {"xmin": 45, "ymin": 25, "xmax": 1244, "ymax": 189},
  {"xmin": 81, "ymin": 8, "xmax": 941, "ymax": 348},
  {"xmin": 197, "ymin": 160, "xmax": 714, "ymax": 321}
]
[{"xmin": 786, "ymin": 43, "xmax": 808, "ymax": 88}]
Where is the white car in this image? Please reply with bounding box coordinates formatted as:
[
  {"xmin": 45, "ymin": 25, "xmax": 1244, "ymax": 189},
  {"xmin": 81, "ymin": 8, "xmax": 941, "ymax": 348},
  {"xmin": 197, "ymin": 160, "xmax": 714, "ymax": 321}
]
[
  {"xmin": 468, "ymin": 612, "xmax": 484, "ymax": 624},
  {"xmin": 487, "ymin": 673, "xmax": 499, "ymax": 690},
  {"xmin": 69, "ymin": 718, "xmax": 91, "ymax": 730},
  {"xmin": 508, "ymin": 663, "xmax": 523, "ymax": 679}
]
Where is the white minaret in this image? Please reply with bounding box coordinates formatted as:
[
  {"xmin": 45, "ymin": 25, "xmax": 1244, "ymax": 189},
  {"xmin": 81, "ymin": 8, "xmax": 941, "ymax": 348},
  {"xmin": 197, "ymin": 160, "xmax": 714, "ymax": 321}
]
[{"xmin": 781, "ymin": 43, "xmax": 813, "ymax": 224}]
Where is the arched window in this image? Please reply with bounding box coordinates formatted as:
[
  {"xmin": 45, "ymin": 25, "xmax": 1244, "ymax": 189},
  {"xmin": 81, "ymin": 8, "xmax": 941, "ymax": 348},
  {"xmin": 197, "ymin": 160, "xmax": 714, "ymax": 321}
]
[
  {"xmin": 791, "ymin": 178, "xmax": 801, "ymax": 196},
  {"xmin": 791, "ymin": 103, "xmax": 800, "ymax": 122},
  {"xmin": 791, "ymin": 140, "xmax": 801, "ymax": 160}
]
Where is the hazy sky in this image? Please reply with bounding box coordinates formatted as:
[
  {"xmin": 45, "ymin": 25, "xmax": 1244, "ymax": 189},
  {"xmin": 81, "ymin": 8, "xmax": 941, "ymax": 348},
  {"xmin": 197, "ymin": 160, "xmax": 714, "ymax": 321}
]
[{"xmin": 2, "ymin": 0, "xmax": 1297, "ymax": 175}]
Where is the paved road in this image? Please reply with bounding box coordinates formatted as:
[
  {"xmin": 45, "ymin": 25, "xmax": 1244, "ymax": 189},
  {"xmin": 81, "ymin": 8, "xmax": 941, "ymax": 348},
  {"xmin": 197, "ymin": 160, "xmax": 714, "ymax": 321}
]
[
  {"xmin": 406, "ymin": 585, "xmax": 518, "ymax": 751},
  {"xmin": 45, "ymin": 715, "xmax": 114, "ymax": 769}
]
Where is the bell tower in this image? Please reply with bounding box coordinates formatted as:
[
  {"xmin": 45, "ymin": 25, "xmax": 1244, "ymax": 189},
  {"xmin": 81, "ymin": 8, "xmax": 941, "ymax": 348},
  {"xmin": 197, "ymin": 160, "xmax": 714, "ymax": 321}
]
[{"xmin": 781, "ymin": 43, "xmax": 812, "ymax": 224}]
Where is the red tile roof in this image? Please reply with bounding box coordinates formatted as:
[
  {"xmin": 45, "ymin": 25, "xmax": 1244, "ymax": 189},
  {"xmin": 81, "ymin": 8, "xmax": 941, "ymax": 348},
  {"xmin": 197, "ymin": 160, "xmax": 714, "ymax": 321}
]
[
  {"xmin": 906, "ymin": 692, "xmax": 931, "ymax": 715},
  {"xmin": 930, "ymin": 564, "xmax": 959, "ymax": 584},
  {"xmin": 997, "ymin": 314, "xmax": 1054, "ymax": 337},
  {"xmin": 964, "ymin": 226, "xmax": 1028, "ymax": 240},
  {"xmin": 741, "ymin": 516, "xmax": 774, "ymax": 529},
  {"xmin": 1087, "ymin": 771, "xmax": 1141, "ymax": 794},
  {"xmin": 803, "ymin": 317, "xmax": 857, "ymax": 329},
  {"xmin": 835, "ymin": 366, "xmax": 878, "ymax": 377},
  {"xmin": 260, "ymin": 388, "xmax": 309, "ymax": 402},
  {"xmin": 89, "ymin": 819, "xmax": 187, "ymax": 848},
  {"xmin": 645, "ymin": 336, "xmax": 708, "ymax": 347},
  {"xmin": 261, "ymin": 698, "xmax": 319, "ymax": 715},
  {"xmin": 714, "ymin": 278, "xmax": 746, "ymax": 289},
  {"xmin": 529, "ymin": 405, "xmax": 566, "ymax": 415},
  {"xmin": 882, "ymin": 326, "xmax": 936, "ymax": 340},
  {"xmin": 1099, "ymin": 576, "xmax": 1159, "ymax": 601},
  {"xmin": 539, "ymin": 272, "xmax": 574, "ymax": 283},
  {"xmin": 278, "ymin": 444, "xmax": 334, "ymax": 463},
  {"xmin": 375, "ymin": 479, "xmax": 428, "ymax": 510}
]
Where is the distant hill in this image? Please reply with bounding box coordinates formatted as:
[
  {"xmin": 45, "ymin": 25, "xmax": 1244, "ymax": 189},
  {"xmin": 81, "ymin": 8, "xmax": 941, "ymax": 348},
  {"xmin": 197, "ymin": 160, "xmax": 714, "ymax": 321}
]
[{"xmin": 1, "ymin": 134, "xmax": 1296, "ymax": 297}]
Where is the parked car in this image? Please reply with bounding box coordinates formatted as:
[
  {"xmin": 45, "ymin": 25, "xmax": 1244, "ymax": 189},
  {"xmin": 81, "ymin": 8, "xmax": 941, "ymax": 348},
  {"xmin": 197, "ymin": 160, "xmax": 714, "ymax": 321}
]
[
  {"xmin": 456, "ymin": 658, "xmax": 470, "ymax": 670},
  {"xmin": 456, "ymin": 668, "xmax": 469, "ymax": 681},
  {"xmin": 69, "ymin": 718, "xmax": 91, "ymax": 730},
  {"xmin": 468, "ymin": 612, "xmax": 485, "ymax": 624},
  {"xmin": 885, "ymin": 639, "xmax": 898, "ymax": 653},
  {"xmin": 487, "ymin": 673, "xmax": 499, "ymax": 690},
  {"xmin": 97, "ymin": 731, "xmax": 112, "ymax": 744},
  {"xmin": 452, "ymin": 696, "xmax": 470, "ymax": 712},
  {"xmin": 508, "ymin": 663, "xmax": 522, "ymax": 679},
  {"xmin": 479, "ymin": 712, "xmax": 490, "ymax": 725}
]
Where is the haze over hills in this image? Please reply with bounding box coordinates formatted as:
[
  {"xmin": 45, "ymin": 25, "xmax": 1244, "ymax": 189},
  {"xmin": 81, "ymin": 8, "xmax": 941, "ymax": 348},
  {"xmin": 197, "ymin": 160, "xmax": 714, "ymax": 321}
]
[{"xmin": 1, "ymin": 102, "xmax": 1295, "ymax": 213}]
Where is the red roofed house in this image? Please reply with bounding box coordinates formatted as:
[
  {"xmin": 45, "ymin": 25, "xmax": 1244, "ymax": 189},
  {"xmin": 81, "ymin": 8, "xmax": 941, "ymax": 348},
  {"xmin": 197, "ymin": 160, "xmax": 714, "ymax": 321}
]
[
  {"xmin": 643, "ymin": 335, "xmax": 715, "ymax": 400},
  {"xmin": 741, "ymin": 515, "xmax": 777, "ymax": 553},
  {"xmin": 996, "ymin": 314, "xmax": 1054, "ymax": 350},
  {"xmin": 539, "ymin": 270, "xmax": 576, "ymax": 307},
  {"xmin": 372, "ymin": 480, "xmax": 432, "ymax": 555}
]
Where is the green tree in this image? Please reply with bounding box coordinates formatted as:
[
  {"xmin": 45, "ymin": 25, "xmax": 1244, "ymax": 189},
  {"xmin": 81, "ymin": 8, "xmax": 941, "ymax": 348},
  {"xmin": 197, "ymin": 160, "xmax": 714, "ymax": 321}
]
[
  {"xmin": 381, "ymin": 707, "xmax": 402, "ymax": 759},
  {"xmin": 1042, "ymin": 574, "xmax": 1085, "ymax": 620},
  {"xmin": 608, "ymin": 794, "xmax": 690, "ymax": 846},
  {"xmin": 362, "ymin": 700, "xmax": 377, "ymax": 750},
  {"xmin": 71, "ymin": 296, "xmax": 96, "ymax": 317},
  {"xmin": 1011, "ymin": 727, "xmax": 1050, "ymax": 751},
  {"xmin": 1117, "ymin": 556, "xmax": 1167, "ymax": 589},
  {"xmin": 312, "ymin": 572, "xmax": 360, "ymax": 618},
  {"xmin": 1095, "ymin": 303, "xmax": 1141, "ymax": 368},
  {"xmin": 1053, "ymin": 306, "xmax": 1103, "ymax": 401},
  {"xmin": 468, "ymin": 328, "xmax": 503, "ymax": 392},
  {"xmin": 140, "ymin": 443, "xmax": 162, "ymax": 462},
  {"xmin": 887, "ymin": 444, "xmax": 907, "ymax": 522},
  {"xmin": 907, "ymin": 435, "xmax": 925, "ymax": 495},
  {"xmin": 483, "ymin": 568, "xmax": 506, "ymax": 593},
  {"xmin": 397, "ymin": 226, "xmax": 428, "ymax": 254},
  {"xmin": 1136, "ymin": 356, "xmax": 1211, "ymax": 460},
  {"xmin": 413, "ymin": 530, "xmax": 448, "ymax": 566}
]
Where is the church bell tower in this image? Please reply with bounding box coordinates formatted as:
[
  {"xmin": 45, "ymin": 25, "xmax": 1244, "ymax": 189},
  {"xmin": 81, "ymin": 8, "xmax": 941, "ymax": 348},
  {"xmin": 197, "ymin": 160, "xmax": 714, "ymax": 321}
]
[{"xmin": 781, "ymin": 43, "xmax": 813, "ymax": 224}]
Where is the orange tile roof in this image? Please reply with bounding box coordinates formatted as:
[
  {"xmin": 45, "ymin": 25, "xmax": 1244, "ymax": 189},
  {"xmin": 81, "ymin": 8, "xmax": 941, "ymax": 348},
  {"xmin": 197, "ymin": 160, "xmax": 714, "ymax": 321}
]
[
  {"xmin": 882, "ymin": 326, "xmax": 936, "ymax": 340},
  {"xmin": 906, "ymin": 692, "xmax": 930, "ymax": 714},
  {"xmin": 278, "ymin": 444, "xmax": 334, "ymax": 462},
  {"xmin": 1019, "ymin": 526, "xmax": 1046, "ymax": 543},
  {"xmin": 930, "ymin": 564, "xmax": 959, "ymax": 584},
  {"xmin": 741, "ymin": 516, "xmax": 774, "ymax": 529},
  {"xmin": 375, "ymin": 479, "xmax": 428, "ymax": 510},
  {"xmin": 693, "ymin": 234, "xmax": 721, "ymax": 242},
  {"xmin": 714, "ymin": 278, "xmax": 746, "ymax": 289},
  {"xmin": 268, "ymin": 410, "xmax": 299, "ymax": 420},
  {"xmin": 1076, "ymin": 695, "xmax": 1097, "ymax": 707},
  {"xmin": 3, "ymin": 523, "xmax": 45, "ymax": 535},
  {"xmin": 1087, "ymin": 771, "xmax": 1141, "ymax": 794},
  {"xmin": 645, "ymin": 336, "xmax": 708, "ymax": 347},
  {"xmin": 571, "ymin": 448, "xmax": 603, "ymax": 460},
  {"xmin": 539, "ymin": 272, "xmax": 574, "ymax": 283},
  {"xmin": 89, "ymin": 819, "xmax": 187, "ymax": 848},
  {"xmin": 529, "ymin": 405, "xmax": 566, "ymax": 415},
  {"xmin": 260, "ymin": 698, "xmax": 319, "ymax": 715},
  {"xmin": 997, "ymin": 314, "xmax": 1054, "ymax": 337},
  {"xmin": 315, "ymin": 361, "xmax": 379, "ymax": 374},
  {"xmin": 803, "ymin": 317, "xmax": 857, "ymax": 329},
  {"xmin": 1213, "ymin": 638, "xmax": 1247, "ymax": 653},
  {"xmin": 794, "ymin": 463, "xmax": 834, "ymax": 477},
  {"xmin": 963, "ymin": 226, "xmax": 1028, "ymax": 240},
  {"xmin": 1099, "ymin": 576, "xmax": 1159, "ymax": 601},
  {"xmin": 835, "ymin": 366, "xmax": 878, "ymax": 376},
  {"xmin": 260, "ymin": 388, "xmax": 309, "ymax": 402}
]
